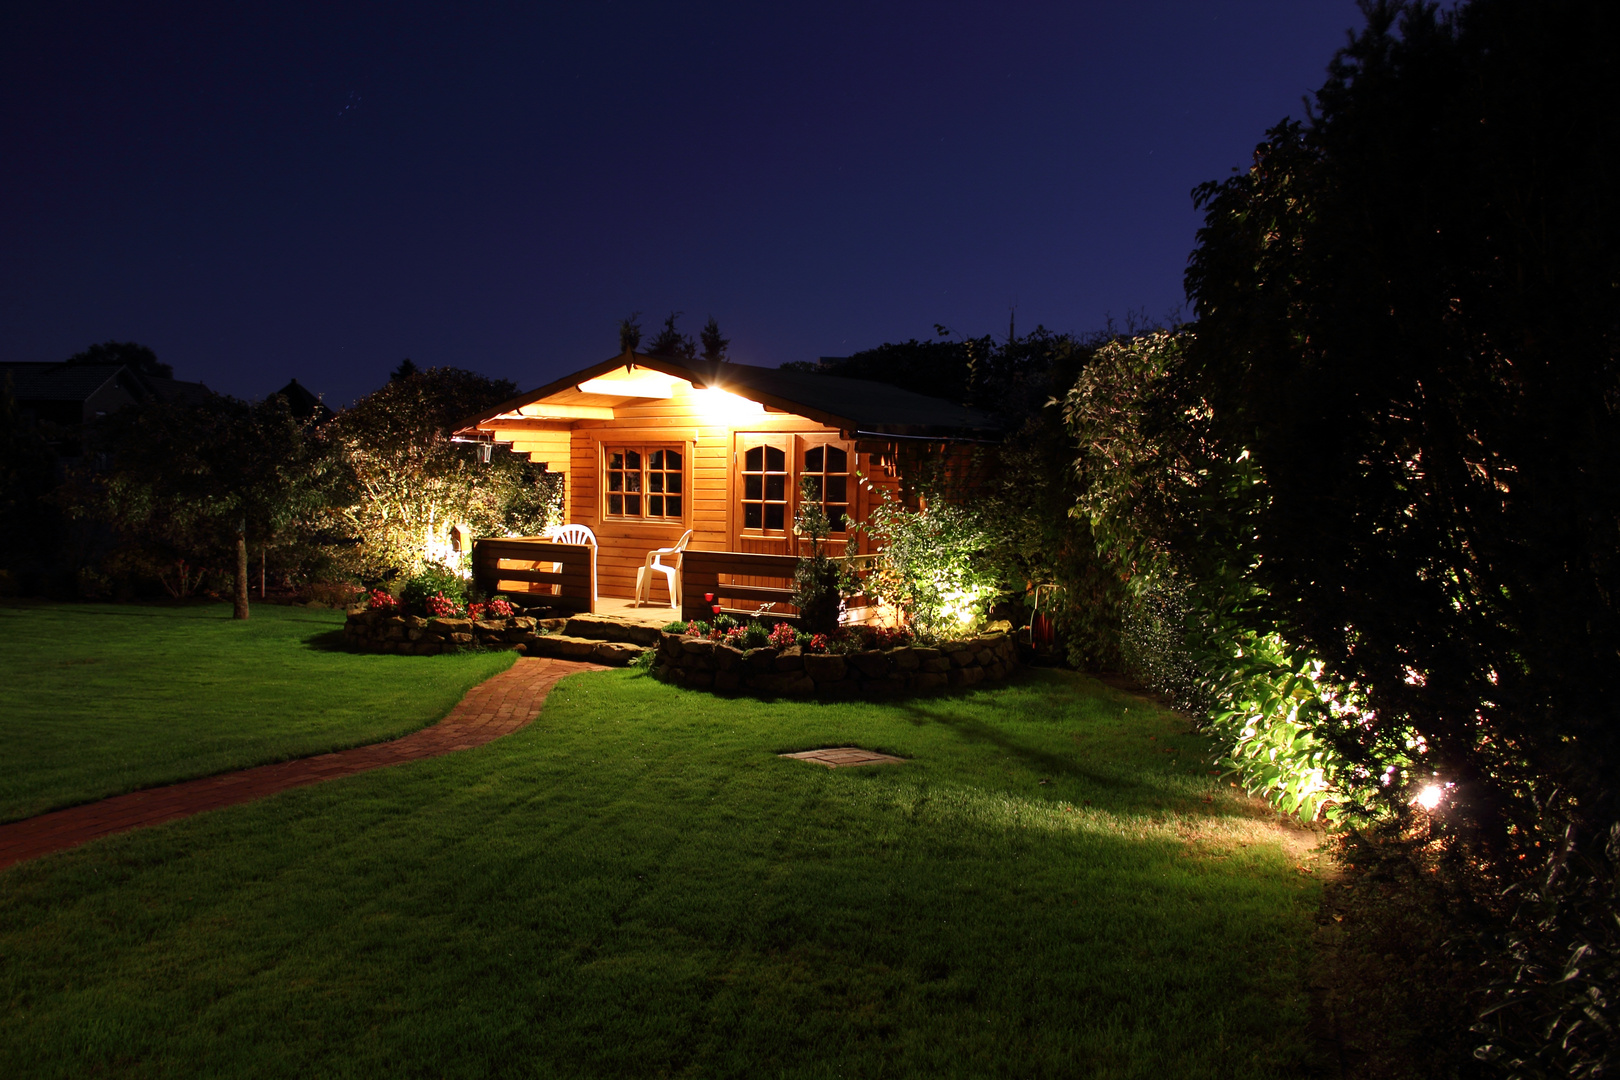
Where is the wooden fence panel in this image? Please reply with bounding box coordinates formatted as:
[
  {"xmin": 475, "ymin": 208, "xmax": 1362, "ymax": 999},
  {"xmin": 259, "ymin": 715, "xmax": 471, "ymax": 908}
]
[
  {"xmin": 473, "ymin": 538, "xmax": 596, "ymax": 613},
  {"xmin": 679, "ymin": 550, "xmax": 875, "ymax": 625}
]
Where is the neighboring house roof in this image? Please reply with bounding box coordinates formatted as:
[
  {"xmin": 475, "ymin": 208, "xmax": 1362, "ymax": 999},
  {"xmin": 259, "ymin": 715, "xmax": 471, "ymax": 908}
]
[
  {"xmin": 273, "ymin": 378, "xmax": 335, "ymax": 423},
  {"xmin": 1, "ymin": 362, "xmax": 130, "ymax": 402},
  {"xmin": 0, "ymin": 361, "xmax": 213, "ymax": 413},
  {"xmin": 457, "ymin": 351, "xmax": 1000, "ymax": 440}
]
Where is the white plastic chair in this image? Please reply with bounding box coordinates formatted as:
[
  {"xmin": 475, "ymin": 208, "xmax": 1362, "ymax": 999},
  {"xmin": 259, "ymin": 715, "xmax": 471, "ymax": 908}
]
[
  {"xmin": 635, "ymin": 529, "xmax": 693, "ymax": 609},
  {"xmin": 550, "ymin": 524, "xmax": 597, "ymax": 600}
]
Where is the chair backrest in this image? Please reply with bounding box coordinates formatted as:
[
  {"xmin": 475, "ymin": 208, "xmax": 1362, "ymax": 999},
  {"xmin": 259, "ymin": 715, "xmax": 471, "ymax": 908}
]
[
  {"xmin": 552, "ymin": 524, "xmax": 598, "ymax": 548},
  {"xmin": 670, "ymin": 529, "xmax": 694, "ymax": 554}
]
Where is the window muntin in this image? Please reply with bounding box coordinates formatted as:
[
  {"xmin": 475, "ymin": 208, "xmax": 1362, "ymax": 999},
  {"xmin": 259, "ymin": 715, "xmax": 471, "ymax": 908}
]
[{"xmin": 606, "ymin": 446, "xmax": 684, "ymax": 520}]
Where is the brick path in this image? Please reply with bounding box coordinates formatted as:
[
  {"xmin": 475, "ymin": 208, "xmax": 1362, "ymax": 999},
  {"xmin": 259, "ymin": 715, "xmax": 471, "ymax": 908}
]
[{"xmin": 0, "ymin": 656, "xmax": 608, "ymax": 873}]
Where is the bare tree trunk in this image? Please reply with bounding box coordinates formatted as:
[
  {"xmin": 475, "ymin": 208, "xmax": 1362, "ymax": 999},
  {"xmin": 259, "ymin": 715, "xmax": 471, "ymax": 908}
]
[{"xmin": 234, "ymin": 527, "xmax": 250, "ymax": 620}]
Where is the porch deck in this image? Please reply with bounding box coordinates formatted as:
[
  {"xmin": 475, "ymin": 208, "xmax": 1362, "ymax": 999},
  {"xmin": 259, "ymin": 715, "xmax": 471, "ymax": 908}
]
[{"xmin": 591, "ymin": 596, "xmax": 683, "ymax": 629}]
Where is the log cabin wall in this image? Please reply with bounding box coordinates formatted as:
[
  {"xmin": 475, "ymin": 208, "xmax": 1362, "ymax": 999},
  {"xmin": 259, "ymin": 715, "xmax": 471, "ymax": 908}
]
[{"xmin": 492, "ymin": 376, "xmax": 903, "ymax": 602}]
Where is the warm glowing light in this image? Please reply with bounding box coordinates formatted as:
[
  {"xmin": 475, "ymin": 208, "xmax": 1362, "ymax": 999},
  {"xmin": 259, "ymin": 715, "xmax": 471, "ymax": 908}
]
[
  {"xmin": 577, "ymin": 372, "xmax": 678, "ymax": 398},
  {"xmin": 1414, "ymin": 783, "xmax": 1447, "ymax": 810},
  {"xmin": 691, "ymin": 386, "xmax": 765, "ymax": 419}
]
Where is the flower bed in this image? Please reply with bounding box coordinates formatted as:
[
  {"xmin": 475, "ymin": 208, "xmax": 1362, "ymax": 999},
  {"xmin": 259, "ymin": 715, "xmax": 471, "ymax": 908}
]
[{"xmin": 650, "ymin": 628, "xmax": 1019, "ymax": 698}]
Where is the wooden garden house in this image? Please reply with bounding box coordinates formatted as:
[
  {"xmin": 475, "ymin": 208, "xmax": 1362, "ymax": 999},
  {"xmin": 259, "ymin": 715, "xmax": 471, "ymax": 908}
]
[{"xmin": 454, "ymin": 351, "xmax": 998, "ymax": 621}]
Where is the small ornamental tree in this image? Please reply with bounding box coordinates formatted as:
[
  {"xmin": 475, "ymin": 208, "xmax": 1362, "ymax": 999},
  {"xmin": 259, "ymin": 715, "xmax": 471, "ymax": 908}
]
[{"xmin": 791, "ymin": 477, "xmax": 858, "ymax": 635}]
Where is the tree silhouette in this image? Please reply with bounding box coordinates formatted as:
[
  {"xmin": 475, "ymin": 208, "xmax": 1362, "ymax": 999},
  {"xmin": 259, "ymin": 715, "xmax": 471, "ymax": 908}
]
[
  {"xmin": 67, "ymin": 341, "xmax": 172, "ymax": 379},
  {"xmin": 699, "ymin": 316, "xmax": 729, "ymax": 362},
  {"xmin": 617, "ymin": 313, "xmax": 643, "ymax": 353},
  {"xmin": 644, "ymin": 312, "xmax": 696, "ymax": 360}
]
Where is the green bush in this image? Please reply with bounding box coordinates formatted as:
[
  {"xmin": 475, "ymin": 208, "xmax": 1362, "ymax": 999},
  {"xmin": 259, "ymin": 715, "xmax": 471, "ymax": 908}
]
[
  {"xmin": 859, "ymin": 488, "xmax": 999, "ymax": 642},
  {"xmin": 399, "ymin": 563, "xmax": 467, "ymax": 612}
]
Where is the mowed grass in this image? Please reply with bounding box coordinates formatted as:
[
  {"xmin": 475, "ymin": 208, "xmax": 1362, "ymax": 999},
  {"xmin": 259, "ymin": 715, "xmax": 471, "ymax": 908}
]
[
  {"xmin": 0, "ymin": 602, "xmax": 514, "ymax": 822},
  {"xmin": 0, "ymin": 654, "xmax": 1329, "ymax": 1079}
]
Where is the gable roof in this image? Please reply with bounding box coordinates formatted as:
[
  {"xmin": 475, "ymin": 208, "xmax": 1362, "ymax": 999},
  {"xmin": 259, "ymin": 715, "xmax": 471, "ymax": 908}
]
[
  {"xmin": 0, "ymin": 362, "xmax": 213, "ymax": 408},
  {"xmin": 273, "ymin": 378, "xmax": 334, "ymax": 423},
  {"xmin": 0, "ymin": 362, "xmax": 129, "ymax": 401},
  {"xmin": 457, "ymin": 351, "xmax": 1000, "ymax": 440}
]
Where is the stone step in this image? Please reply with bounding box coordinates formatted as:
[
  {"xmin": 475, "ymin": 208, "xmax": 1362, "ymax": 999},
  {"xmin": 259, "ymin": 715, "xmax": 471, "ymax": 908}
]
[
  {"xmin": 561, "ymin": 614, "xmax": 663, "ymax": 647},
  {"xmin": 522, "ymin": 634, "xmax": 644, "ymax": 666}
]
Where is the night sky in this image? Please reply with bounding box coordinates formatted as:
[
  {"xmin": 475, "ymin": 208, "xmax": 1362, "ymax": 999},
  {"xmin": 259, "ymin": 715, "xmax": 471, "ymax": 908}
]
[{"xmin": 3, "ymin": 2, "xmax": 1363, "ymax": 408}]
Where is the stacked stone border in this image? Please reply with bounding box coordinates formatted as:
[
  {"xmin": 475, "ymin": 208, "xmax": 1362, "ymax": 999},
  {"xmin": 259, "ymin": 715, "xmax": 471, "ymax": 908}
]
[
  {"xmin": 342, "ymin": 610, "xmax": 656, "ymax": 666},
  {"xmin": 651, "ymin": 630, "xmax": 1018, "ymax": 698}
]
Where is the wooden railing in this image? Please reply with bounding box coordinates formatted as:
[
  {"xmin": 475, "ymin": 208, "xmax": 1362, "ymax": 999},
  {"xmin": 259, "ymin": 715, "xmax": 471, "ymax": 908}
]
[
  {"xmin": 472, "ymin": 538, "xmax": 595, "ymax": 613},
  {"xmin": 680, "ymin": 550, "xmax": 876, "ymax": 625}
]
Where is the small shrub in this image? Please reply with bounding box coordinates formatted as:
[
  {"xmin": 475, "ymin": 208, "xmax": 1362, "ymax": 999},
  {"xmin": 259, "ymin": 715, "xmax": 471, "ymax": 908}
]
[
  {"xmin": 740, "ymin": 622, "xmax": 771, "ymax": 649},
  {"xmin": 858, "ymin": 487, "xmax": 999, "ymax": 640},
  {"xmin": 712, "ymin": 613, "xmax": 739, "ymax": 634},
  {"xmin": 300, "ymin": 581, "xmax": 365, "ymax": 607},
  {"xmin": 685, "ymin": 619, "xmax": 711, "ymax": 638},
  {"xmin": 768, "ymin": 622, "xmax": 797, "ymax": 650},
  {"xmin": 662, "ymin": 620, "xmax": 688, "ymax": 633},
  {"xmin": 400, "ymin": 563, "xmax": 467, "ymax": 613},
  {"xmin": 366, "ymin": 588, "xmax": 399, "ymax": 612},
  {"xmin": 630, "ymin": 648, "xmax": 656, "ymax": 671}
]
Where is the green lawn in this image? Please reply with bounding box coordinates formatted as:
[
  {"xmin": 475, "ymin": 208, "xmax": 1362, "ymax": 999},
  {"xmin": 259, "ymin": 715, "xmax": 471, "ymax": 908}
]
[
  {"xmin": 1, "ymin": 617, "xmax": 1328, "ymax": 1079},
  {"xmin": 0, "ymin": 602, "xmax": 514, "ymax": 822}
]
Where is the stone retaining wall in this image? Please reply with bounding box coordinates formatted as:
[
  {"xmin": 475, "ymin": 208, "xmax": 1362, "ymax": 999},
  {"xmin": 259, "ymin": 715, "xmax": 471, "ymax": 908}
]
[
  {"xmin": 342, "ymin": 610, "xmax": 647, "ymax": 665},
  {"xmin": 651, "ymin": 630, "xmax": 1018, "ymax": 698}
]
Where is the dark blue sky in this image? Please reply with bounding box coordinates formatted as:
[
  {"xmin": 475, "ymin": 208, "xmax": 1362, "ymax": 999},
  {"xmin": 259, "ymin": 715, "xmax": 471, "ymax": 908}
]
[{"xmin": 3, "ymin": 2, "xmax": 1363, "ymax": 408}]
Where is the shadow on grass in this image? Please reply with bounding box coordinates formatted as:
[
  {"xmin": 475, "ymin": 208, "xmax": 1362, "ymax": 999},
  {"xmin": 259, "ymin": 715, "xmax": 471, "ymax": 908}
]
[{"xmin": 302, "ymin": 629, "xmax": 353, "ymax": 652}]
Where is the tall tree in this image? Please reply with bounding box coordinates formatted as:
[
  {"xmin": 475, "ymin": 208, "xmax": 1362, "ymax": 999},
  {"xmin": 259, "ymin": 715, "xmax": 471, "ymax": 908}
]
[
  {"xmin": 0, "ymin": 374, "xmax": 64, "ymax": 592},
  {"xmin": 617, "ymin": 313, "xmax": 643, "ymax": 353},
  {"xmin": 324, "ymin": 367, "xmax": 541, "ymax": 578},
  {"xmin": 391, "ymin": 358, "xmax": 420, "ymax": 381},
  {"xmin": 1185, "ymin": 2, "xmax": 1619, "ymax": 1067},
  {"xmin": 70, "ymin": 395, "xmax": 329, "ymax": 616},
  {"xmin": 699, "ymin": 316, "xmax": 730, "ymax": 362},
  {"xmin": 644, "ymin": 312, "xmax": 696, "ymax": 360},
  {"xmin": 67, "ymin": 341, "xmax": 172, "ymax": 379}
]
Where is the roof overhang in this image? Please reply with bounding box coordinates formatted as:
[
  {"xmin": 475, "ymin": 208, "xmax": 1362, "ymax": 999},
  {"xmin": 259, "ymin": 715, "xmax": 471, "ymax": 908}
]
[{"xmin": 454, "ymin": 349, "xmax": 1000, "ymax": 442}]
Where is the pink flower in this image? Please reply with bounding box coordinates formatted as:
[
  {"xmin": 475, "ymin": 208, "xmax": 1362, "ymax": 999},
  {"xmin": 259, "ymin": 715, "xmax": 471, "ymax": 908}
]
[{"xmin": 425, "ymin": 592, "xmax": 461, "ymax": 619}]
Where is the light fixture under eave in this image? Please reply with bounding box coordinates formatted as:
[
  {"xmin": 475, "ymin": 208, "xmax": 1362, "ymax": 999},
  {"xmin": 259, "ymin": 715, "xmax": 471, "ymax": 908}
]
[
  {"xmin": 691, "ymin": 386, "xmax": 766, "ymax": 420},
  {"xmin": 577, "ymin": 373, "xmax": 678, "ymax": 398}
]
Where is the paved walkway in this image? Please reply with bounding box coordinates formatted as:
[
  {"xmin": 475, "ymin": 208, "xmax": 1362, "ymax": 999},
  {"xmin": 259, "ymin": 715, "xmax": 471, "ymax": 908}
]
[{"xmin": 0, "ymin": 656, "xmax": 608, "ymax": 873}]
